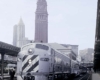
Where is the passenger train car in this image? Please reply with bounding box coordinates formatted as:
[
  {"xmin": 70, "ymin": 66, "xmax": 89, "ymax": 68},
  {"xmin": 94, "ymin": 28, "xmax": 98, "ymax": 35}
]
[{"xmin": 17, "ymin": 43, "xmax": 80, "ymax": 80}]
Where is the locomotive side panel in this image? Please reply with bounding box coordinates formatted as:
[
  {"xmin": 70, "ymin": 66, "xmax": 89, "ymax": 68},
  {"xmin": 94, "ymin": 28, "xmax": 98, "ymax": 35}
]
[{"xmin": 50, "ymin": 48, "xmax": 71, "ymax": 73}]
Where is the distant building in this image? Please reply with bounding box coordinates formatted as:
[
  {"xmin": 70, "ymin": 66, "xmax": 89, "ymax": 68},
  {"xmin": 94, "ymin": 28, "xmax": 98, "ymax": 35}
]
[
  {"xmin": 49, "ymin": 43, "xmax": 77, "ymax": 60},
  {"xmin": 79, "ymin": 48, "xmax": 94, "ymax": 63},
  {"xmin": 4, "ymin": 55, "xmax": 17, "ymax": 61},
  {"xmin": 61, "ymin": 44, "xmax": 78, "ymax": 57},
  {"xmin": 35, "ymin": 0, "xmax": 48, "ymax": 43},
  {"xmin": 17, "ymin": 18, "xmax": 25, "ymax": 47},
  {"xmin": 13, "ymin": 18, "xmax": 32, "ymax": 47},
  {"xmin": 77, "ymin": 55, "xmax": 82, "ymax": 62}
]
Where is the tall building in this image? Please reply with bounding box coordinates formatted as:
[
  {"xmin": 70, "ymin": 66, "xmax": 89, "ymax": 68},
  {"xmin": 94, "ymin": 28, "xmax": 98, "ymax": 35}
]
[
  {"xmin": 35, "ymin": 0, "xmax": 48, "ymax": 43},
  {"xmin": 17, "ymin": 18, "xmax": 25, "ymax": 47},
  {"xmin": 13, "ymin": 25, "xmax": 18, "ymax": 46},
  {"xmin": 79, "ymin": 48, "xmax": 94, "ymax": 63},
  {"xmin": 13, "ymin": 18, "xmax": 31, "ymax": 47}
]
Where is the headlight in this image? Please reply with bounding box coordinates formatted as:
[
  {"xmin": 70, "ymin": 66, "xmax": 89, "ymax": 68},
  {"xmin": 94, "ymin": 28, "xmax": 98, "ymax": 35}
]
[
  {"xmin": 28, "ymin": 48, "xmax": 32, "ymax": 53},
  {"xmin": 28, "ymin": 59, "xmax": 32, "ymax": 65},
  {"xmin": 28, "ymin": 48, "xmax": 34, "ymax": 54}
]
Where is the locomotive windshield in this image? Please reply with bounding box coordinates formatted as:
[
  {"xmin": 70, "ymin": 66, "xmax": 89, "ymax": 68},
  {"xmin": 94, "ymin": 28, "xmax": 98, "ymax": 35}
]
[{"xmin": 36, "ymin": 44, "xmax": 49, "ymax": 50}]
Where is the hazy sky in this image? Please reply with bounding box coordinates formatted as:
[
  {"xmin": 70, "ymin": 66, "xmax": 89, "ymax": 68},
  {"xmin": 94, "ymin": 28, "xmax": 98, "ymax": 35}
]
[{"xmin": 0, "ymin": 0, "xmax": 97, "ymax": 50}]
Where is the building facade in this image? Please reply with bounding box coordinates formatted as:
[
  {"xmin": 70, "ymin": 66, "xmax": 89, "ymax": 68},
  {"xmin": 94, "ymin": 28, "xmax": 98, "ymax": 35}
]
[
  {"xmin": 17, "ymin": 18, "xmax": 25, "ymax": 47},
  {"xmin": 61, "ymin": 44, "xmax": 78, "ymax": 57},
  {"xmin": 35, "ymin": 0, "xmax": 48, "ymax": 43},
  {"xmin": 13, "ymin": 25, "xmax": 18, "ymax": 46},
  {"xmin": 49, "ymin": 43, "xmax": 77, "ymax": 60},
  {"xmin": 79, "ymin": 48, "xmax": 94, "ymax": 63}
]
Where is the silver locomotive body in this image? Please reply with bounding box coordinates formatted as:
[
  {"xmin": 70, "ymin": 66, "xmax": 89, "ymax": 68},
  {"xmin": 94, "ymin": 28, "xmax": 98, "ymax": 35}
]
[{"xmin": 17, "ymin": 43, "xmax": 80, "ymax": 80}]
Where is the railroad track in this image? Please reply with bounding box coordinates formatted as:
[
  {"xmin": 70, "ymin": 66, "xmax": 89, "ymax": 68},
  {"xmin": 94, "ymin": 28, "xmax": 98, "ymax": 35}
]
[
  {"xmin": 78, "ymin": 73, "xmax": 91, "ymax": 80},
  {"xmin": 72, "ymin": 73, "xmax": 92, "ymax": 80}
]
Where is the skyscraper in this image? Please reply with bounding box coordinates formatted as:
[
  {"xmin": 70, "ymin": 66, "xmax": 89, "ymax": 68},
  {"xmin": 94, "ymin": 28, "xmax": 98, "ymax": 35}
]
[
  {"xmin": 13, "ymin": 18, "xmax": 34, "ymax": 47},
  {"xmin": 13, "ymin": 18, "xmax": 30, "ymax": 47},
  {"xmin": 35, "ymin": 0, "xmax": 48, "ymax": 43},
  {"xmin": 13, "ymin": 25, "xmax": 18, "ymax": 46},
  {"xmin": 17, "ymin": 18, "xmax": 25, "ymax": 47}
]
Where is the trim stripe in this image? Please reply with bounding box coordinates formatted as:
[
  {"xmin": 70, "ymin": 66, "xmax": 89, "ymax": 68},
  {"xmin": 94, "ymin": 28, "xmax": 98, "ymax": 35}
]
[
  {"xmin": 27, "ymin": 61, "xmax": 39, "ymax": 72},
  {"xmin": 23, "ymin": 56, "xmax": 39, "ymax": 72},
  {"xmin": 22, "ymin": 55, "xmax": 32, "ymax": 67},
  {"xmin": 22, "ymin": 55, "xmax": 38, "ymax": 71},
  {"xmin": 23, "ymin": 55, "xmax": 28, "ymax": 61},
  {"xmin": 33, "ymin": 65, "xmax": 39, "ymax": 72}
]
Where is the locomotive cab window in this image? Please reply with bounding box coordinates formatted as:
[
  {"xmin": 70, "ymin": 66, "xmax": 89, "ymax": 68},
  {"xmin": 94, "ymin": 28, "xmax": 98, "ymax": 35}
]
[{"xmin": 36, "ymin": 44, "xmax": 49, "ymax": 50}]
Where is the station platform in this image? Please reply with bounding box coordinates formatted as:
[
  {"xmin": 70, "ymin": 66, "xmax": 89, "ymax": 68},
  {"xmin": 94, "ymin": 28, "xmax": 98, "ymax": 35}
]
[
  {"xmin": 0, "ymin": 74, "xmax": 16, "ymax": 80},
  {"xmin": 92, "ymin": 73, "xmax": 100, "ymax": 80}
]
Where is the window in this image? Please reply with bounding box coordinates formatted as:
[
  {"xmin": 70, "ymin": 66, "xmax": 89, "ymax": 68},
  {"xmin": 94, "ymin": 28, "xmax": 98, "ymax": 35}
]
[{"xmin": 36, "ymin": 44, "xmax": 49, "ymax": 50}]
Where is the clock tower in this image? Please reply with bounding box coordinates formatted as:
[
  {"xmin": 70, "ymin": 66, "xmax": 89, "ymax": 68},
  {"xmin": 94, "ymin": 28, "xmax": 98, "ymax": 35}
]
[{"xmin": 35, "ymin": 0, "xmax": 48, "ymax": 43}]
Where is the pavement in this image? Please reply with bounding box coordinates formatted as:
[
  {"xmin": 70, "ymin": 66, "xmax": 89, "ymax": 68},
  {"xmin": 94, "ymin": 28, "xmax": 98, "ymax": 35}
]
[
  {"xmin": 1, "ymin": 73, "xmax": 100, "ymax": 80},
  {"xmin": 92, "ymin": 73, "xmax": 100, "ymax": 80},
  {"xmin": 0, "ymin": 75, "xmax": 16, "ymax": 80}
]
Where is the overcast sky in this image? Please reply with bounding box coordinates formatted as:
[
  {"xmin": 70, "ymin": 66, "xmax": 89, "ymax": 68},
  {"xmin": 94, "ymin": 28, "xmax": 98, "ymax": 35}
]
[{"xmin": 0, "ymin": 0, "xmax": 97, "ymax": 50}]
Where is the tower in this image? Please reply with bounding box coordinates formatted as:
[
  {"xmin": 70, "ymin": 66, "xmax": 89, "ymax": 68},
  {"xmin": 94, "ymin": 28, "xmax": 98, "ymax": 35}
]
[
  {"xmin": 17, "ymin": 18, "xmax": 25, "ymax": 41},
  {"xmin": 35, "ymin": 0, "xmax": 48, "ymax": 43},
  {"xmin": 13, "ymin": 18, "xmax": 25, "ymax": 47},
  {"xmin": 17, "ymin": 18, "xmax": 25, "ymax": 47}
]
